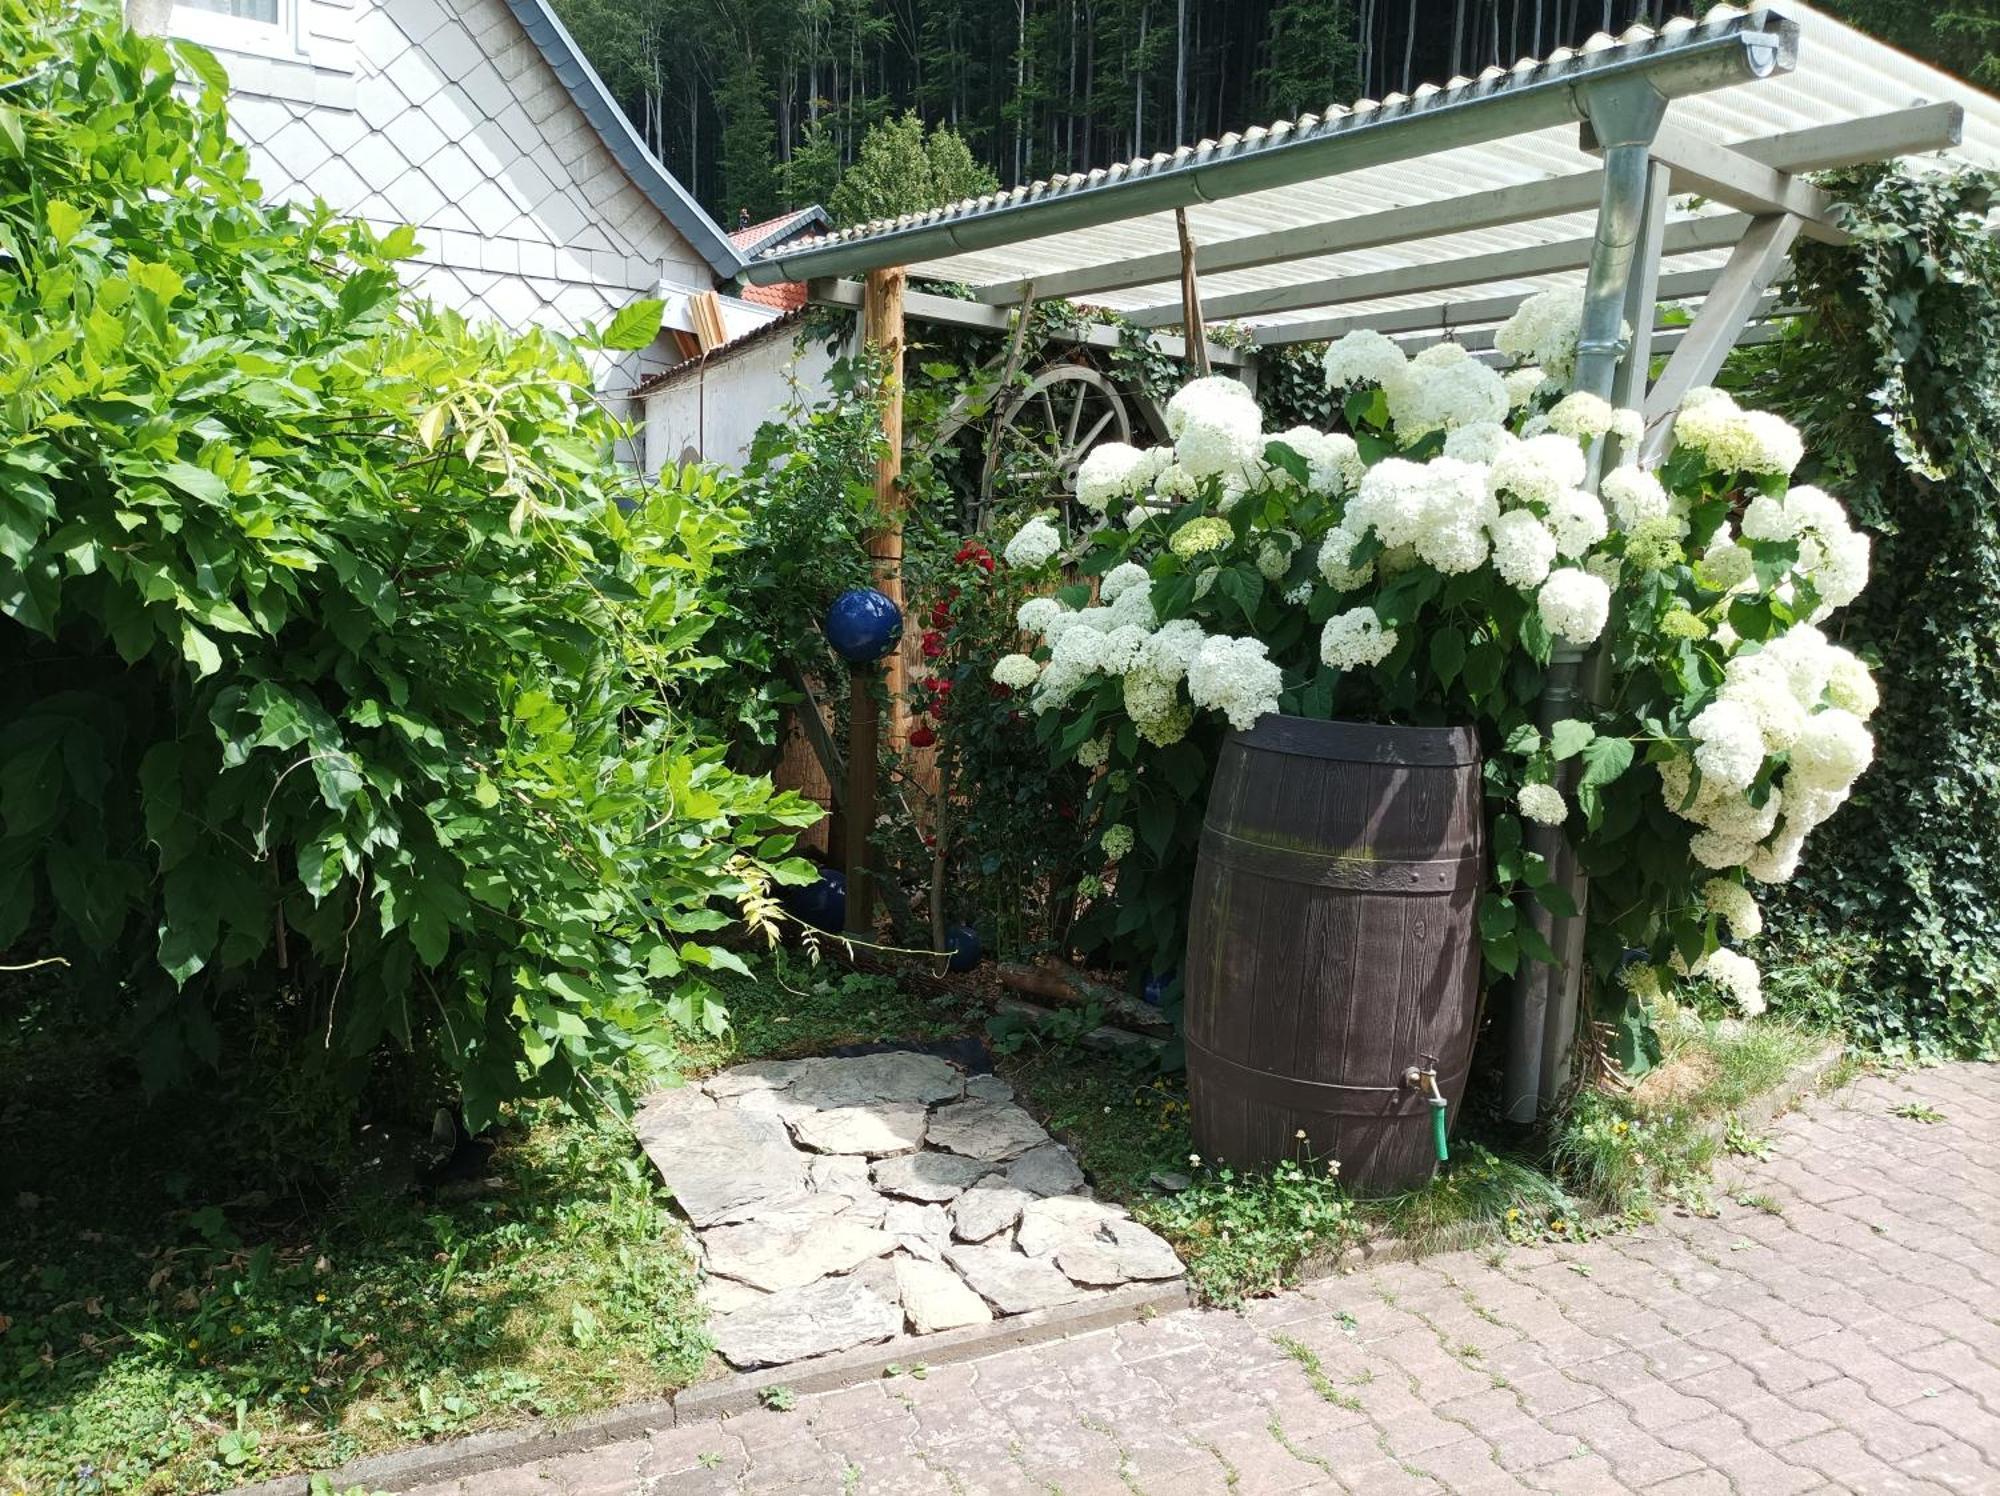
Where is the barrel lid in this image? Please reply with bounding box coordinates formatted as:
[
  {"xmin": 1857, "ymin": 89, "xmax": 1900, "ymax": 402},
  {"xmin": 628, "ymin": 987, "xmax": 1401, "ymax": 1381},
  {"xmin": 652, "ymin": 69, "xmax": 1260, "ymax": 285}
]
[{"xmin": 1231, "ymin": 714, "xmax": 1481, "ymax": 766}]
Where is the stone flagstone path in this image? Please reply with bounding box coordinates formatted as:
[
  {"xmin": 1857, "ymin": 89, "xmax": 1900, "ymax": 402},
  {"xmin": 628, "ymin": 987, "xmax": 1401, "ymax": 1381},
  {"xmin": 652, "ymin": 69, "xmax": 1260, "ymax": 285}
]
[
  {"xmin": 634, "ymin": 1051, "xmax": 1184, "ymax": 1369},
  {"xmin": 398, "ymin": 1061, "xmax": 2000, "ymax": 1495}
]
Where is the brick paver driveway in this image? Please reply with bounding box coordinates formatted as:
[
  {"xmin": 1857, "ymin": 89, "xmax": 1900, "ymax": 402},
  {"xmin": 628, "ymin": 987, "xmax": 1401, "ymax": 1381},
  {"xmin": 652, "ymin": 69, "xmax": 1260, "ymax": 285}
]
[{"xmin": 411, "ymin": 1062, "xmax": 1999, "ymax": 1494}]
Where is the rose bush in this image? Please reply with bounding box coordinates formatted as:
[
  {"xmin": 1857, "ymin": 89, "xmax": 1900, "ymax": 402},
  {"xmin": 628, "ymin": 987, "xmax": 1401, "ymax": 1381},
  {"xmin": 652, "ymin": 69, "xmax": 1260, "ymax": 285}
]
[{"xmin": 993, "ymin": 291, "xmax": 1877, "ymax": 1063}]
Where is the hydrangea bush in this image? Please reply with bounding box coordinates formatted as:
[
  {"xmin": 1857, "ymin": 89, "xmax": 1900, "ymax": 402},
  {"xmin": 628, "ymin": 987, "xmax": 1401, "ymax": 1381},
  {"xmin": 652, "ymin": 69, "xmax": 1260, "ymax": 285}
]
[{"xmin": 992, "ymin": 291, "xmax": 1877, "ymax": 1061}]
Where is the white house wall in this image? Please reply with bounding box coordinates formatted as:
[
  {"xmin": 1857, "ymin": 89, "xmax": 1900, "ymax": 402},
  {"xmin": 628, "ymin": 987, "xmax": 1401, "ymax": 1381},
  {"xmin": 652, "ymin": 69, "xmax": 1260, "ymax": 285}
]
[
  {"xmin": 642, "ymin": 335, "xmax": 838, "ymax": 477},
  {"xmin": 181, "ymin": 0, "xmax": 714, "ymax": 395}
]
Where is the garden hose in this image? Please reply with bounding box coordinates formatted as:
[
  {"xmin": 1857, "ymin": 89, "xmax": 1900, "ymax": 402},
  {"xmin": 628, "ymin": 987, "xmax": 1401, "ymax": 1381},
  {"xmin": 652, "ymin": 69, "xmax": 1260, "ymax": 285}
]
[{"xmin": 1407, "ymin": 1064, "xmax": 1451, "ymax": 1166}]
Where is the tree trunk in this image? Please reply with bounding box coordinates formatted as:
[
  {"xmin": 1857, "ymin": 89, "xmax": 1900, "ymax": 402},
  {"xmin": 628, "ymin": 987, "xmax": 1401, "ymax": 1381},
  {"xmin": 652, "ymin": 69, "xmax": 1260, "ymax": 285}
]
[{"xmin": 1174, "ymin": 0, "xmax": 1187, "ymax": 146}]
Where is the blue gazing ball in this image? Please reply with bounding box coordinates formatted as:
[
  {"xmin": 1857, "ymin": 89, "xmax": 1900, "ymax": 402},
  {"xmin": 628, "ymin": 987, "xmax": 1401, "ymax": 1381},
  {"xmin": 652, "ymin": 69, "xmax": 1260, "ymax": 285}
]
[
  {"xmin": 946, "ymin": 924, "xmax": 982, "ymax": 972},
  {"xmin": 1142, "ymin": 971, "xmax": 1174, "ymax": 1008},
  {"xmin": 781, "ymin": 868, "xmax": 846, "ymax": 932},
  {"xmin": 825, "ymin": 588, "xmax": 904, "ymax": 663}
]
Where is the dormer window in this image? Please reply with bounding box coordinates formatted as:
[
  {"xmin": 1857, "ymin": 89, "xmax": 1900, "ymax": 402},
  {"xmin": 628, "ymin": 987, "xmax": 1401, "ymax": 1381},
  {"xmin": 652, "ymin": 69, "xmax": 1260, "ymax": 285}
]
[{"xmin": 171, "ymin": 0, "xmax": 298, "ymax": 59}]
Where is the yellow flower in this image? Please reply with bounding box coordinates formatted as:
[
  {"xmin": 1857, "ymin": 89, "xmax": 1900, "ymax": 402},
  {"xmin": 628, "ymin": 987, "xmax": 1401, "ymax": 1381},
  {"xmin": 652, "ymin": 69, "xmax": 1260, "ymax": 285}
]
[
  {"xmin": 314, "ymin": 1292, "xmax": 328, "ymax": 1303},
  {"xmin": 229, "ymin": 1325, "xmax": 244, "ymax": 1336},
  {"xmin": 186, "ymin": 1337, "xmax": 200, "ymax": 1350},
  {"xmin": 1294, "ymin": 1129, "xmax": 1308, "ymax": 1141}
]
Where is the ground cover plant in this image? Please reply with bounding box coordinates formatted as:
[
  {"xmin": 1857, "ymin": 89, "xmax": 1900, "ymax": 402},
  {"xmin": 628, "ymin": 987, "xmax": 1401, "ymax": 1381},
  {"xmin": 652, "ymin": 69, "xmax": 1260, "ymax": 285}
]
[{"xmin": 0, "ymin": 0, "xmax": 818, "ymax": 1129}]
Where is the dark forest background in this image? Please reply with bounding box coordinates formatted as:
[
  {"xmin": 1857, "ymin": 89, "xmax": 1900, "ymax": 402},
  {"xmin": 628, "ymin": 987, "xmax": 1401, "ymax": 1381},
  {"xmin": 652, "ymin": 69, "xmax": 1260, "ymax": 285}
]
[{"xmin": 549, "ymin": 0, "xmax": 2000, "ymax": 227}]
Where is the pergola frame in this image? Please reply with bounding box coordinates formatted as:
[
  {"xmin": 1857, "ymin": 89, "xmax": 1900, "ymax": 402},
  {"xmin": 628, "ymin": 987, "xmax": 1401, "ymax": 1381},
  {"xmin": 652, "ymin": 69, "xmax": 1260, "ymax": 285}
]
[{"xmin": 733, "ymin": 7, "xmax": 1968, "ymax": 1114}]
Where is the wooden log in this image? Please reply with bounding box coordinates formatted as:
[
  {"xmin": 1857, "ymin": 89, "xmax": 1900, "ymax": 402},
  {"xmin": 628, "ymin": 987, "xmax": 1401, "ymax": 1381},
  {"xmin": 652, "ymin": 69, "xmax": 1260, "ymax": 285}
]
[{"xmin": 995, "ymin": 959, "xmax": 1173, "ymax": 1038}]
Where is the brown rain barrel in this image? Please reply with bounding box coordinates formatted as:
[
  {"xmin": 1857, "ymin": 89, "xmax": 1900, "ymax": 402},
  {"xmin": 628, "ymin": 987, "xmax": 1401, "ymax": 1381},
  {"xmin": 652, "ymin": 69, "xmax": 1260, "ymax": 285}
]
[{"xmin": 1184, "ymin": 716, "xmax": 1484, "ymax": 1197}]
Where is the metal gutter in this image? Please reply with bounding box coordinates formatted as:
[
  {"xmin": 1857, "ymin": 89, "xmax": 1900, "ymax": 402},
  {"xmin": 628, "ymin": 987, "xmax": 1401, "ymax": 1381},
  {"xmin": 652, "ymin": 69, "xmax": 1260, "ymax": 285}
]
[
  {"xmin": 742, "ymin": 10, "xmax": 1797, "ymax": 287},
  {"xmin": 496, "ymin": 0, "xmax": 747, "ymax": 283}
]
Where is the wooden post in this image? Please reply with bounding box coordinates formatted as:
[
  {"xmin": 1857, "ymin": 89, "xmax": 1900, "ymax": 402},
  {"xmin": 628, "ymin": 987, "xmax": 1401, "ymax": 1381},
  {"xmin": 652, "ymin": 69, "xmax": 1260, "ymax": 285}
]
[
  {"xmin": 1175, "ymin": 208, "xmax": 1211, "ymax": 378},
  {"xmin": 846, "ymin": 266, "xmax": 907, "ymax": 937}
]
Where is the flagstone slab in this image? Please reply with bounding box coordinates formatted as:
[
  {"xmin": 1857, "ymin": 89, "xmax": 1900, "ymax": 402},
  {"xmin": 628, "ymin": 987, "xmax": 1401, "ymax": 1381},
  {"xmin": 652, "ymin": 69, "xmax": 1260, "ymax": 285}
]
[
  {"xmin": 926, "ymin": 1100, "xmax": 1053, "ymax": 1162},
  {"xmin": 870, "ymin": 1150, "xmax": 995, "ymax": 1202},
  {"xmin": 788, "ymin": 1099, "xmax": 930, "ymax": 1156},
  {"xmin": 708, "ymin": 1275, "xmax": 903, "ymax": 1369},
  {"xmin": 702, "ymin": 1213, "xmax": 897, "ymax": 1293},
  {"xmin": 641, "ymin": 1103, "xmax": 810, "ymax": 1228},
  {"xmin": 951, "ymin": 1178, "xmax": 1033, "ymax": 1243},
  {"xmin": 944, "ymin": 1242, "xmax": 1089, "ymax": 1315},
  {"xmin": 896, "ymin": 1257, "xmax": 994, "ymax": 1334},
  {"xmin": 1008, "ymin": 1143, "xmax": 1089, "ymax": 1197}
]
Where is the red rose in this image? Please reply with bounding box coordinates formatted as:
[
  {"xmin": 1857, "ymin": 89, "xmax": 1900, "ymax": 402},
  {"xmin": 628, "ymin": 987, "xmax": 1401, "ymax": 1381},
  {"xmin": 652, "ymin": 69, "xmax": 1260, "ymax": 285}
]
[
  {"xmin": 989, "ymin": 681, "xmax": 1012, "ymax": 699},
  {"xmin": 921, "ymin": 630, "xmax": 945, "ymax": 659},
  {"xmin": 929, "ymin": 677, "xmax": 954, "ymax": 696},
  {"xmin": 909, "ymin": 725, "xmax": 937, "ymax": 749},
  {"xmin": 929, "ymin": 599, "xmax": 953, "ymax": 629}
]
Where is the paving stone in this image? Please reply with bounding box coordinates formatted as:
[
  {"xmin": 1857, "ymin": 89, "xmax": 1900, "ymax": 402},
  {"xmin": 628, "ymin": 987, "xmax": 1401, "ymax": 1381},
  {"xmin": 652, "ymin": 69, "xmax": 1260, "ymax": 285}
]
[
  {"xmin": 701, "ymin": 1057, "xmax": 817, "ymax": 1098},
  {"xmin": 926, "ymin": 1099, "xmax": 1054, "ymax": 1161},
  {"xmin": 1055, "ymin": 1216, "xmax": 1185, "ymax": 1285},
  {"xmin": 882, "ymin": 1200, "xmax": 952, "ymax": 1262},
  {"xmin": 951, "ymin": 1177, "xmax": 1034, "ymax": 1242},
  {"xmin": 708, "ymin": 1274, "xmax": 902, "ymax": 1368},
  {"xmin": 806, "ymin": 1152, "xmax": 876, "ymax": 1200},
  {"xmin": 965, "ymin": 1072, "xmax": 1015, "ymax": 1102},
  {"xmin": 786, "ymin": 1099, "xmax": 929, "ymax": 1156},
  {"xmin": 944, "ymin": 1241, "xmax": 1090, "ymax": 1314},
  {"xmin": 785, "ymin": 1051, "xmax": 964, "ymax": 1109},
  {"xmin": 1016, "ymin": 1194, "xmax": 1128, "ymax": 1256},
  {"xmin": 870, "ymin": 1149, "xmax": 995, "ymax": 1202},
  {"xmin": 895, "ymin": 1256, "xmax": 995, "ymax": 1333},
  {"xmin": 638, "ymin": 1102, "xmax": 808, "ymax": 1227},
  {"xmin": 700, "ymin": 1213, "xmax": 896, "ymax": 1293},
  {"xmin": 1009, "ymin": 1141, "xmax": 1090, "ymax": 1196}
]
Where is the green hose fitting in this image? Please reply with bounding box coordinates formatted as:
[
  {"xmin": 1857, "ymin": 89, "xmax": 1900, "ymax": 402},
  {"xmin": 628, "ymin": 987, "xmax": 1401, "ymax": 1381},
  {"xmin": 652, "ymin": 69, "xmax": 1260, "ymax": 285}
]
[{"xmin": 1431, "ymin": 1096, "xmax": 1450, "ymax": 1164}]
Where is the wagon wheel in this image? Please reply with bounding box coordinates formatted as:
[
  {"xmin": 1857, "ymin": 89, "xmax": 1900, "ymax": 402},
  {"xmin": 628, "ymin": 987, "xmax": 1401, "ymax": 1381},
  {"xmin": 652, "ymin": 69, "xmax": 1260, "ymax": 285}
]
[{"xmin": 975, "ymin": 365, "xmax": 1131, "ymax": 536}]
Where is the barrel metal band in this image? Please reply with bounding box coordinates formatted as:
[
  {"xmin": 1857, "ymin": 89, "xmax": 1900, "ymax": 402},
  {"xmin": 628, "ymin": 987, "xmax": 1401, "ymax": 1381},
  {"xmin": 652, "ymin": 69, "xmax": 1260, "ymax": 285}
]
[
  {"xmin": 1185, "ymin": 1035, "xmax": 1471, "ymax": 1119},
  {"xmin": 1198, "ymin": 823, "xmax": 1483, "ymax": 892}
]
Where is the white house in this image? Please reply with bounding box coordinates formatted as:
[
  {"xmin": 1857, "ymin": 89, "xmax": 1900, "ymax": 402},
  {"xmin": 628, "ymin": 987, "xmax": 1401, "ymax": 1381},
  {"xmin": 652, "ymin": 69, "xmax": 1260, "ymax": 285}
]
[{"xmin": 157, "ymin": 0, "xmax": 783, "ymax": 400}]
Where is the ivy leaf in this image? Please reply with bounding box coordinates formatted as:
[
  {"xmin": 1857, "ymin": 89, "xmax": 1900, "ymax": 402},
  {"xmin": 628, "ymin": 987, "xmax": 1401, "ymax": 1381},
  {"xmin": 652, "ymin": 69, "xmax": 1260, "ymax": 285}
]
[
  {"xmin": 1548, "ymin": 719, "xmax": 1596, "ymax": 761},
  {"xmin": 602, "ymin": 297, "xmax": 665, "ymax": 351}
]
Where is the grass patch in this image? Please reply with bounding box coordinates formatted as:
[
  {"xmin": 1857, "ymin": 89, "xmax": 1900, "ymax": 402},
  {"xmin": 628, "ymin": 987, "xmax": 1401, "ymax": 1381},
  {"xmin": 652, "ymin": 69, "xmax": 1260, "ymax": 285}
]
[{"xmin": 1555, "ymin": 1007, "xmax": 1830, "ymax": 1219}]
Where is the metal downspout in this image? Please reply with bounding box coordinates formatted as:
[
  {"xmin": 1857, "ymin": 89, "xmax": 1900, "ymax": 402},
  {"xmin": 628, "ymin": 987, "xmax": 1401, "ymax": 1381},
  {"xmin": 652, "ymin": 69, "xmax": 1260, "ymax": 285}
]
[{"xmin": 1504, "ymin": 77, "xmax": 1667, "ymax": 1125}]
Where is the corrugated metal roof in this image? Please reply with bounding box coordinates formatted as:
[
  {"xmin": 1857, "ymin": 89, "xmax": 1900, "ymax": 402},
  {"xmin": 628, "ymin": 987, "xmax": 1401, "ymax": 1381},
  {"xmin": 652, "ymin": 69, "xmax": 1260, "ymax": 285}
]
[{"xmin": 742, "ymin": 3, "xmax": 2000, "ymax": 344}]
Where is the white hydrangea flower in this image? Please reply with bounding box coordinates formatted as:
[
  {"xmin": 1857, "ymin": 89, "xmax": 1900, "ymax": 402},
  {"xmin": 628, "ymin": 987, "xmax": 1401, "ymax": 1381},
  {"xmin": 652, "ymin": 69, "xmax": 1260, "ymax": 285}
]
[
  {"xmin": 1075, "ymin": 442, "xmax": 1150, "ymax": 513},
  {"xmin": 1489, "ymin": 433, "xmax": 1588, "ymax": 507},
  {"xmin": 1545, "ymin": 391, "xmax": 1615, "ymax": 440},
  {"xmin": 1347, "ymin": 458, "xmax": 1434, "ymax": 549},
  {"xmin": 1825, "ymin": 648, "xmax": 1879, "ymax": 718},
  {"xmin": 1152, "ymin": 462, "xmax": 1199, "ymax": 503},
  {"xmin": 1689, "ymin": 699, "xmax": 1767, "ymax": 791},
  {"xmin": 1322, "ymin": 328, "xmax": 1410, "ymax": 390},
  {"xmin": 1317, "ymin": 526, "xmax": 1375, "ymax": 592},
  {"xmin": 1141, "ymin": 618, "xmax": 1208, "ymax": 684},
  {"xmin": 1702, "ymin": 878, "xmax": 1764, "ymax": 941},
  {"xmin": 1789, "ymin": 708, "xmax": 1874, "ymax": 793},
  {"xmin": 1537, "ymin": 567, "xmax": 1611, "ymax": 645},
  {"xmin": 1719, "ymin": 651, "xmax": 1805, "ymax": 753},
  {"xmin": 1017, "ymin": 596, "xmax": 1062, "ymax": 637},
  {"xmin": 1704, "ymin": 946, "xmax": 1766, "ymax": 1016},
  {"xmin": 1503, "ymin": 365, "xmax": 1549, "ymax": 410},
  {"xmin": 1600, "ymin": 466, "xmax": 1673, "ymax": 530},
  {"xmin": 1743, "ymin": 823, "xmax": 1808, "ymax": 885},
  {"xmin": 1443, "ymin": 422, "xmax": 1518, "ymax": 465},
  {"xmin": 1108, "ymin": 581, "xmax": 1157, "ymax": 630},
  {"xmin": 1490, "ymin": 509, "xmax": 1558, "ymax": 589},
  {"xmin": 1099, "ymin": 561, "xmax": 1150, "ymax": 604},
  {"xmin": 1004, "ymin": 515, "xmax": 1062, "ymax": 569},
  {"xmin": 1673, "ymin": 388, "xmax": 1804, "ymax": 476},
  {"xmin": 1412, "ymin": 458, "xmax": 1497, "ymax": 575},
  {"xmin": 1256, "ymin": 530, "xmax": 1300, "ymax": 581},
  {"xmin": 991, "ymin": 653, "xmax": 1042, "ymax": 689},
  {"xmin": 1609, "ymin": 407, "xmax": 1644, "ymax": 446},
  {"xmin": 1494, "ymin": 288, "xmax": 1584, "ymax": 380},
  {"xmin": 1548, "ymin": 488, "xmax": 1609, "ymax": 559},
  {"xmin": 1186, "ymin": 635, "xmax": 1283, "ymax": 731},
  {"xmin": 1174, "ymin": 408, "xmax": 1266, "ymax": 481},
  {"xmin": 1320, "ymin": 607, "xmax": 1397, "ymax": 671},
  {"xmin": 1165, "ymin": 375, "xmax": 1259, "ymax": 439},
  {"xmin": 1761, "ymin": 624, "xmax": 1834, "ymax": 707},
  {"xmin": 1075, "ymin": 733, "xmax": 1110, "ymax": 769},
  {"xmin": 1095, "ymin": 623, "xmax": 1151, "ymax": 675},
  {"xmin": 1383, "ymin": 352, "xmax": 1510, "ymax": 436},
  {"xmin": 1518, "ymin": 783, "xmax": 1568, "ymax": 826},
  {"xmin": 1739, "ymin": 494, "xmax": 1796, "ymax": 542},
  {"xmin": 1700, "ymin": 529, "xmax": 1756, "ymax": 592},
  {"xmin": 1100, "ymin": 824, "xmax": 1134, "ymax": 863},
  {"xmin": 1271, "ymin": 426, "xmax": 1365, "ymax": 495}
]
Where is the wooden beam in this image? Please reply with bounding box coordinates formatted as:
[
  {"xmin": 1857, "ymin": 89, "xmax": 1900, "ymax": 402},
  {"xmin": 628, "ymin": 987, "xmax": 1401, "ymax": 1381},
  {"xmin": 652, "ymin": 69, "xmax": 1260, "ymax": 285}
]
[
  {"xmin": 1121, "ymin": 211, "xmax": 1751, "ymax": 328},
  {"xmin": 1251, "ymin": 263, "xmax": 1737, "ymax": 348},
  {"xmin": 1691, "ymin": 101, "xmax": 1962, "ymax": 174},
  {"xmin": 1647, "ymin": 123, "xmax": 1844, "ymax": 243},
  {"xmin": 1641, "ymin": 214, "xmax": 1803, "ymax": 458},
  {"xmin": 1175, "ymin": 208, "xmax": 1210, "ymax": 377},
  {"xmin": 972, "ymin": 169, "xmax": 1612, "ymax": 305},
  {"xmin": 806, "ymin": 279, "xmax": 1248, "ymax": 368}
]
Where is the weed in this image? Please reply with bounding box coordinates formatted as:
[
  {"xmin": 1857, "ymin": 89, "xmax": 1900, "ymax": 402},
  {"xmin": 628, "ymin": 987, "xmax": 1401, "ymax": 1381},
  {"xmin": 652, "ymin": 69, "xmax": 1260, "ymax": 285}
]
[
  {"xmin": 698, "ymin": 1451, "xmax": 724, "ymax": 1469},
  {"xmin": 1266, "ymin": 1415, "xmax": 1336, "ymax": 1477},
  {"xmin": 1273, "ymin": 1335, "xmax": 1363, "ymax": 1412},
  {"xmin": 757, "ymin": 1385, "xmax": 798, "ymax": 1413},
  {"xmin": 1891, "ymin": 1101, "xmax": 1947, "ymax": 1123},
  {"xmin": 1736, "ymin": 1192, "xmax": 1784, "ymax": 1216},
  {"xmin": 1723, "ymin": 1118, "xmax": 1773, "ymax": 1159}
]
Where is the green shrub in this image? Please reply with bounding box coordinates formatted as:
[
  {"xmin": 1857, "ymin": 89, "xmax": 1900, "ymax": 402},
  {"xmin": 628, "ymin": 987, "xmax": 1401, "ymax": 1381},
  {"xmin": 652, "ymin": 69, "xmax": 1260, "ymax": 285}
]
[
  {"xmin": 0, "ymin": 0, "xmax": 818, "ymax": 1124},
  {"xmin": 1736, "ymin": 166, "xmax": 2000, "ymax": 1059}
]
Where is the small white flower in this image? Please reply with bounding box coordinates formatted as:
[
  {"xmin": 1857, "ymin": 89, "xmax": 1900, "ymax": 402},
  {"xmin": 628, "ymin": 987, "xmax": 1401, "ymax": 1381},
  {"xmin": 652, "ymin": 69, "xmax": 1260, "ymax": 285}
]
[
  {"xmin": 1518, "ymin": 783, "xmax": 1568, "ymax": 826},
  {"xmin": 1100, "ymin": 561, "xmax": 1150, "ymax": 603},
  {"xmin": 1320, "ymin": 607, "xmax": 1398, "ymax": 672},
  {"xmin": 1003, "ymin": 515, "xmax": 1062, "ymax": 569},
  {"xmin": 991, "ymin": 653, "xmax": 1041, "ymax": 689}
]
